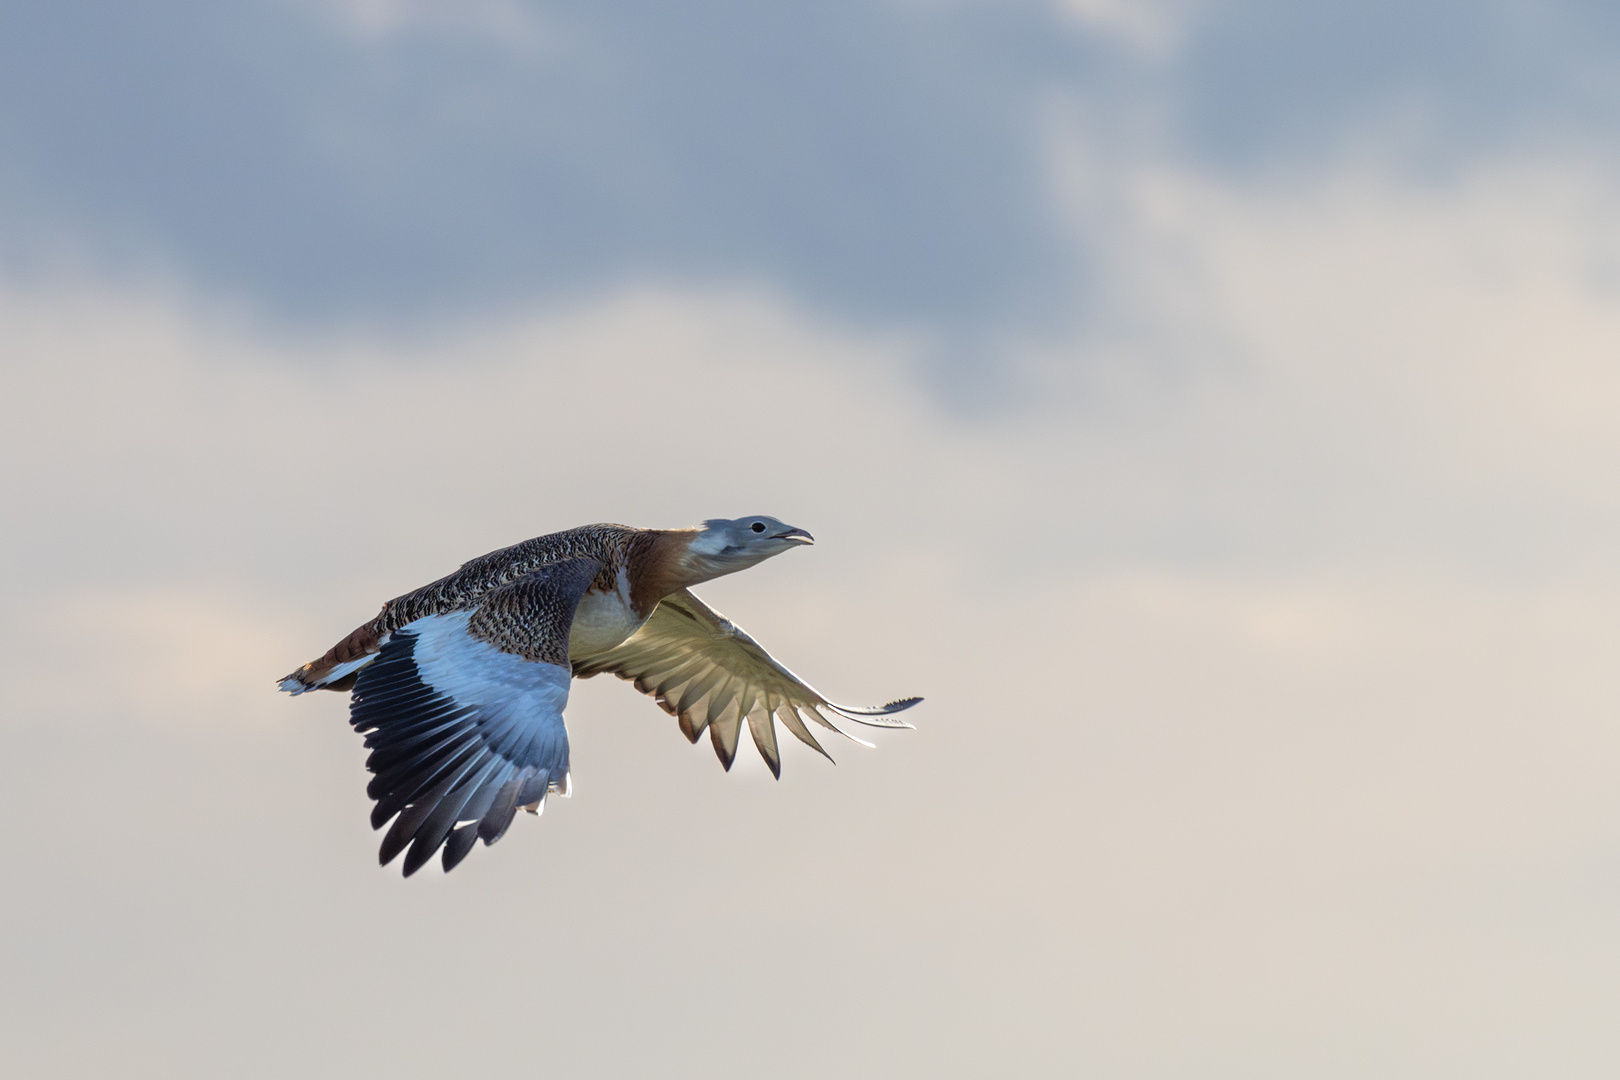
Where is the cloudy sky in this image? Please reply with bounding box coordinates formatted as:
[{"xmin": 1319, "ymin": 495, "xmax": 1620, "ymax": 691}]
[{"xmin": 5, "ymin": 2, "xmax": 1620, "ymax": 1076}]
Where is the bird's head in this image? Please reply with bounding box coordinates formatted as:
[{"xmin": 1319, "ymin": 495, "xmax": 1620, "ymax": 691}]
[{"xmin": 682, "ymin": 515, "xmax": 814, "ymax": 580}]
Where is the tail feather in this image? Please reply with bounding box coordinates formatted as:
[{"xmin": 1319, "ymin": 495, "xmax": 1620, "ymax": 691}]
[
  {"xmin": 278, "ymin": 673, "xmax": 314, "ymax": 695},
  {"xmin": 277, "ymin": 633, "xmax": 390, "ymax": 695}
]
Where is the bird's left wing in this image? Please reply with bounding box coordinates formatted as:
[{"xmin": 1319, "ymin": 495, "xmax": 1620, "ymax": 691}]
[
  {"xmin": 349, "ymin": 557, "xmax": 600, "ymax": 876},
  {"xmin": 572, "ymin": 588, "xmax": 920, "ymax": 777}
]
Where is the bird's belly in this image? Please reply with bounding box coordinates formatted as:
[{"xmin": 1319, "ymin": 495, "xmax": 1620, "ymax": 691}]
[{"xmin": 568, "ymin": 588, "xmax": 645, "ymax": 660}]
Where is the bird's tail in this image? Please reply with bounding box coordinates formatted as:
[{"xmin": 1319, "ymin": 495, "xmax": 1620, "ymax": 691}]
[{"xmin": 278, "ymin": 621, "xmax": 390, "ymax": 695}]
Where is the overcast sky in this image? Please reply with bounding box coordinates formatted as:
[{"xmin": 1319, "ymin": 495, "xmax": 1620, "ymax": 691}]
[{"xmin": 5, "ymin": 3, "xmax": 1620, "ymax": 1078}]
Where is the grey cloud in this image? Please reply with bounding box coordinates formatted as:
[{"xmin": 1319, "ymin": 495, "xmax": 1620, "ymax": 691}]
[
  {"xmin": 2, "ymin": 1, "xmax": 1620, "ymax": 358},
  {"xmin": 1170, "ymin": 0, "xmax": 1620, "ymax": 172},
  {"xmin": 0, "ymin": 0, "xmax": 1088, "ymax": 331}
]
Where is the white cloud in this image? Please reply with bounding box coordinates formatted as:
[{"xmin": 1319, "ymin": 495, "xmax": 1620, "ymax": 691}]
[
  {"xmin": 1052, "ymin": 0, "xmax": 1205, "ymax": 55},
  {"xmin": 1042, "ymin": 110, "xmax": 1620, "ymax": 573}
]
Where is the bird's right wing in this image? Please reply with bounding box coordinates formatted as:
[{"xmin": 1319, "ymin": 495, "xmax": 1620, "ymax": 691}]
[{"xmin": 571, "ymin": 588, "xmax": 920, "ymax": 777}]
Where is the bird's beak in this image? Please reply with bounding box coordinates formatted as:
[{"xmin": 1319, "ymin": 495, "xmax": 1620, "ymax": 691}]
[{"xmin": 773, "ymin": 527, "xmax": 814, "ymax": 545}]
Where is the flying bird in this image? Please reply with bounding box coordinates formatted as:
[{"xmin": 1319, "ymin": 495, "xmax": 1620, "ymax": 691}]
[{"xmin": 279, "ymin": 517, "xmax": 920, "ymax": 876}]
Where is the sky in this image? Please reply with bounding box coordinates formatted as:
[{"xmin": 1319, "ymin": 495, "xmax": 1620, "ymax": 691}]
[{"xmin": 4, "ymin": 2, "xmax": 1620, "ymax": 1077}]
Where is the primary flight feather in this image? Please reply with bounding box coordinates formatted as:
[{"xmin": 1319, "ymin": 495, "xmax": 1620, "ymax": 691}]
[{"xmin": 279, "ymin": 517, "xmax": 920, "ymax": 876}]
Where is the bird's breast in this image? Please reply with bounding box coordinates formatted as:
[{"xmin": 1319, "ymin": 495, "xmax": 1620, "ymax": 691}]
[{"xmin": 567, "ymin": 568, "xmax": 646, "ymax": 661}]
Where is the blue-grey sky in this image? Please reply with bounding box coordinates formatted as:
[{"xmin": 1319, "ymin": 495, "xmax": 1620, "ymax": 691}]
[{"xmin": 5, "ymin": 0, "xmax": 1617, "ymax": 340}]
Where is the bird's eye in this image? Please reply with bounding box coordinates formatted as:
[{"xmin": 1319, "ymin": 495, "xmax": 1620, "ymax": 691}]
[{"xmin": 751, "ymin": 521, "xmax": 766, "ymax": 533}]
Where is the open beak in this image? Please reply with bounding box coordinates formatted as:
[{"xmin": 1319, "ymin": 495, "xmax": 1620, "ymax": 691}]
[{"xmin": 772, "ymin": 527, "xmax": 814, "ymax": 545}]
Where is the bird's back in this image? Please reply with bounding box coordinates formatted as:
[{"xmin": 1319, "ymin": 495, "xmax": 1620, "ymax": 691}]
[{"xmin": 281, "ymin": 523, "xmax": 659, "ymax": 693}]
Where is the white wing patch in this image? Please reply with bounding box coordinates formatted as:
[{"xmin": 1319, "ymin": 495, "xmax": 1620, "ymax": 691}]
[
  {"xmin": 349, "ymin": 611, "xmax": 576, "ymax": 876},
  {"xmin": 411, "ymin": 612, "xmax": 572, "ymax": 723}
]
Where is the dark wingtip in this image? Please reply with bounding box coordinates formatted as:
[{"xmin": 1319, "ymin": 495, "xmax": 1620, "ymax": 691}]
[
  {"xmin": 378, "ymin": 811, "xmax": 417, "ymax": 867},
  {"xmin": 755, "ymin": 736, "xmax": 782, "ymax": 779},
  {"xmin": 714, "ymin": 740, "xmax": 736, "ymax": 771},
  {"xmin": 442, "ymin": 825, "xmax": 479, "ymax": 872},
  {"xmin": 678, "ymin": 713, "xmax": 702, "ymax": 743},
  {"xmin": 478, "ymin": 780, "xmax": 524, "ymax": 846},
  {"xmin": 401, "ymin": 836, "xmax": 439, "ymax": 877},
  {"xmin": 708, "ymin": 721, "xmax": 739, "ymax": 771}
]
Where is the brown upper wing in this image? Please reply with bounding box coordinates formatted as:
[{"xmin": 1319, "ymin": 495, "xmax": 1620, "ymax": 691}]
[{"xmin": 570, "ymin": 589, "xmax": 919, "ymax": 776}]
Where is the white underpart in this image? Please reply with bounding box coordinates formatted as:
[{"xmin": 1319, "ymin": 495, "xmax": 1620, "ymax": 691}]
[
  {"xmin": 407, "ymin": 612, "xmax": 571, "ymax": 744},
  {"xmin": 567, "ymin": 566, "xmax": 646, "ymax": 660}
]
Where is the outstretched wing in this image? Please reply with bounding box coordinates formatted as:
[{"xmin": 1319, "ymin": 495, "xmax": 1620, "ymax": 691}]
[
  {"xmin": 350, "ymin": 558, "xmax": 600, "ymax": 876},
  {"xmin": 571, "ymin": 588, "xmax": 920, "ymax": 777}
]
